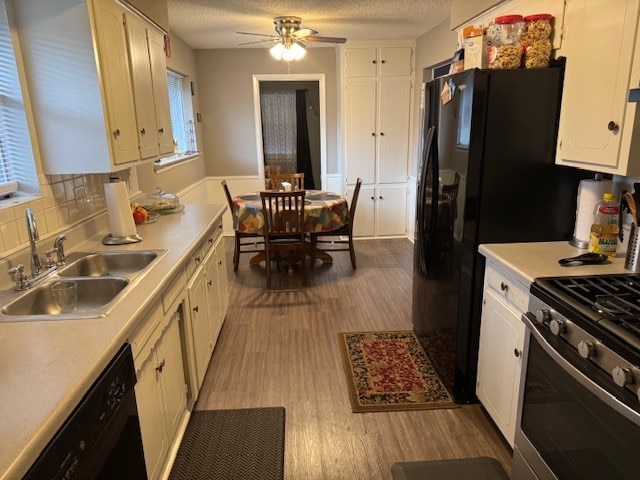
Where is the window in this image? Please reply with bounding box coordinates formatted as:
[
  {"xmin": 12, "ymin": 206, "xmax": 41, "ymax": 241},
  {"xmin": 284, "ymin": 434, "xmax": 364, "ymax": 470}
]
[
  {"xmin": 166, "ymin": 70, "xmax": 197, "ymax": 155},
  {"xmin": 0, "ymin": 0, "xmax": 38, "ymax": 197}
]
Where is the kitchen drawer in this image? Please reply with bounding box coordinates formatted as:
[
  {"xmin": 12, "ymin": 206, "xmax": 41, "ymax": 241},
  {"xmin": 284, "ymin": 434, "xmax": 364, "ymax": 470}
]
[
  {"xmin": 162, "ymin": 270, "xmax": 186, "ymax": 314},
  {"xmin": 130, "ymin": 303, "xmax": 161, "ymax": 365},
  {"xmin": 201, "ymin": 222, "xmax": 222, "ymax": 257},
  {"xmin": 485, "ymin": 263, "xmax": 528, "ymax": 313}
]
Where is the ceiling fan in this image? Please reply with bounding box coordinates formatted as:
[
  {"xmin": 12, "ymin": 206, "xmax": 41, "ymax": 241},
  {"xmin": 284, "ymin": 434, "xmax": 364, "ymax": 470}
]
[{"xmin": 237, "ymin": 16, "xmax": 346, "ymax": 61}]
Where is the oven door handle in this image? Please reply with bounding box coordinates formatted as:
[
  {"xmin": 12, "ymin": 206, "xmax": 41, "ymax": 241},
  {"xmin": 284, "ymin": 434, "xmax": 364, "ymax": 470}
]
[{"xmin": 523, "ymin": 313, "xmax": 640, "ymax": 427}]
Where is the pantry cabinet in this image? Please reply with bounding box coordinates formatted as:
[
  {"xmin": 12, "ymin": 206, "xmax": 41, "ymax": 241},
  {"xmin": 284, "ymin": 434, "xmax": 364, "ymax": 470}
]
[
  {"xmin": 134, "ymin": 306, "xmax": 188, "ymax": 480},
  {"xmin": 11, "ymin": 0, "xmax": 173, "ymax": 174},
  {"xmin": 477, "ymin": 261, "xmax": 528, "ymax": 447},
  {"xmin": 556, "ymin": 0, "xmax": 640, "ymax": 176},
  {"xmin": 341, "ymin": 44, "xmax": 413, "ymax": 237}
]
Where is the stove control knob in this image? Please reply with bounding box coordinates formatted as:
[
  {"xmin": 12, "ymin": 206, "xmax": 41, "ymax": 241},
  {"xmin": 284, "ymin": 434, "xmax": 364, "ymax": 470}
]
[
  {"xmin": 550, "ymin": 319, "xmax": 566, "ymax": 335},
  {"xmin": 612, "ymin": 366, "xmax": 634, "ymax": 387},
  {"xmin": 578, "ymin": 340, "xmax": 597, "ymax": 359},
  {"xmin": 535, "ymin": 309, "xmax": 550, "ymax": 324}
]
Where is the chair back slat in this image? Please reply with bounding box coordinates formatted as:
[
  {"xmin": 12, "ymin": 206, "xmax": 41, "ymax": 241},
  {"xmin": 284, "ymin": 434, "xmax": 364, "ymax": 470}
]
[{"xmin": 261, "ymin": 190, "xmax": 306, "ymax": 235}]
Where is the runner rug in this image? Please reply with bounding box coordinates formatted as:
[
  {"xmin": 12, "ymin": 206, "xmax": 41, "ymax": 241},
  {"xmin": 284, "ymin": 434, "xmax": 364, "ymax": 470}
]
[
  {"xmin": 338, "ymin": 331, "xmax": 457, "ymax": 412},
  {"xmin": 169, "ymin": 407, "xmax": 285, "ymax": 480}
]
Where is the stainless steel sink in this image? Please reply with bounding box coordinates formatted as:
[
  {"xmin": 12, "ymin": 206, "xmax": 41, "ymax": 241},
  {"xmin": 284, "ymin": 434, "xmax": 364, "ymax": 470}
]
[
  {"xmin": 0, "ymin": 277, "xmax": 129, "ymax": 318},
  {"xmin": 57, "ymin": 251, "xmax": 159, "ymax": 278}
]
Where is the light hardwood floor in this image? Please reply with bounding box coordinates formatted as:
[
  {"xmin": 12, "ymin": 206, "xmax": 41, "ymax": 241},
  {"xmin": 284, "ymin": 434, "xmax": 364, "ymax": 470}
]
[{"xmin": 195, "ymin": 237, "xmax": 512, "ymax": 479}]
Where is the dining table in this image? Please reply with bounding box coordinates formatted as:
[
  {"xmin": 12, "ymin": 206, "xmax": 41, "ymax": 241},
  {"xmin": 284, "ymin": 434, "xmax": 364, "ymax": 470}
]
[{"xmin": 231, "ymin": 189, "xmax": 349, "ymax": 265}]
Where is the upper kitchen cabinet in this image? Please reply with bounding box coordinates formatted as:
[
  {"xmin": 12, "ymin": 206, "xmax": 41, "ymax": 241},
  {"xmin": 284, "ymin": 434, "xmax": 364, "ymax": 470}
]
[
  {"xmin": 556, "ymin": 0, "xmax": 640, "ymax": 176},
  {"xmin": 344, "ymin": 46, "xmax": 413, "ymax": 78},
  {"xmin": 11, "ymin": 0, "xmax": 173, "ymax": 174}
]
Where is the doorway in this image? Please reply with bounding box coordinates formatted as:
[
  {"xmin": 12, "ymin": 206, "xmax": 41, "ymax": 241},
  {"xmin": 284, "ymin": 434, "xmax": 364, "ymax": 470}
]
[{"xmin": 252, "ymin": 74, "xmax": 327, "ymax": 190}]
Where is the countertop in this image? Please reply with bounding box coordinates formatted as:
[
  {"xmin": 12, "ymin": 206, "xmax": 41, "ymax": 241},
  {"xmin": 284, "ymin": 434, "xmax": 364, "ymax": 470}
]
[
  {"xmin": 0, "ymin": 203, "xmax": 225, "ymax": 480},
  {"xmin": 479, "ymin": 241, "xmax": 630, "ymax": 286}
]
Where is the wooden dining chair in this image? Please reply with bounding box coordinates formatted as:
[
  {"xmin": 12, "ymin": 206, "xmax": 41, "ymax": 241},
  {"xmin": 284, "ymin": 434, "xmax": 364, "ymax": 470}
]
[
  {"xmin": 270, "ymin": 173, "xmax": 304, "ymax": 191},
  {"xmin": 309, "ymin": 178, "xmax": 362, "ymax": 269},
  {"xmin": 260, "ymin": 190, "xmax": 307, "ymax": 289},
  {"xmin": 221, "ymin": 180, "xmax": 264, "ymax": 271}
]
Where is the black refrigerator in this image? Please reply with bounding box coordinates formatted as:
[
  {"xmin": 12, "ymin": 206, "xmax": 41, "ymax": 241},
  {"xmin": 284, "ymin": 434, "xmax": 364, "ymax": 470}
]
[{"xmin": 412, "ymin": 66, "xmax": 595, "ymax": 403}]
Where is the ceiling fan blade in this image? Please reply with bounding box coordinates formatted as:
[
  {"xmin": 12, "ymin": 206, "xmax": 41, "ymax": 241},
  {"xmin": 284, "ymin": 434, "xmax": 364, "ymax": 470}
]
[
  {"xmin": 239, "ymin": 38, "xmax": 279, "ymax": 46},
  {"xmin": 292, "ymin": 28, "xmax": 318, "ymax": 38},
  {"xmin": 236, "ymin": 31, "xmax": 278, "ymax": 38},
  {"xmin": 303, "ymin": 35, "xmax": 347, "ymax": 44}
]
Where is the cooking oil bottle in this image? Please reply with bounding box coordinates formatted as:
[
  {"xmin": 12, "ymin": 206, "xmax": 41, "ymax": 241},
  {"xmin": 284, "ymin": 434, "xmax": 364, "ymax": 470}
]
[{"xmin": 589, "ymin": 192, "xmax": 620, "ymax": 257}]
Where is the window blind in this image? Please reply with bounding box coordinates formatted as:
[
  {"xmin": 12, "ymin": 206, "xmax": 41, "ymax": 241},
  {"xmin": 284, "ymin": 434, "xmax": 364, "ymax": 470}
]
[
  {"xmin": 166, "ymin": 70, "xmax": 197, "ymax": 155},
  {"xmin": 0, "ymin": 0, "xmax": 38, "ymax": 195}
]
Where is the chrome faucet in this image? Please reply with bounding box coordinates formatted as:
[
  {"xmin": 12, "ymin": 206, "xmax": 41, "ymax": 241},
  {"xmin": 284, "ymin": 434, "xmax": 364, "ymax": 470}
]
[{"xmin": 25, "ymin": 208, "xmax": 43, "ymax": 276}]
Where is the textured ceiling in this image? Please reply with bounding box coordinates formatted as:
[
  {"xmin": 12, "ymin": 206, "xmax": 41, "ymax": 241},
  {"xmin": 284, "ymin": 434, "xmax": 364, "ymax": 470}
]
[{"xmin": 167, "ymin": 0, "xmax": 452, "ymax": 49}]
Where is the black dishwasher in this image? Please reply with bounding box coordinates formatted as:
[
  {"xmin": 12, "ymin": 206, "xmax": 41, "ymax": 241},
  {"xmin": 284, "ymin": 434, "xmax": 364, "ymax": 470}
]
[{"xmin": 24, "ymin": 343, "xmax": 147, "ymax": 479}]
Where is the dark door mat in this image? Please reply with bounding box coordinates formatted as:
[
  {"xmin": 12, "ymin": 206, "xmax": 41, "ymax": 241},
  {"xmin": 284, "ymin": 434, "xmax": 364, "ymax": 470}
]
[
  {"xmin": 391, "ymin": 457, "xmax": 509, "ymax": 480},
  {"xmin": 169, "ymin": 407, "xmax": 285, "ymax": 480}
]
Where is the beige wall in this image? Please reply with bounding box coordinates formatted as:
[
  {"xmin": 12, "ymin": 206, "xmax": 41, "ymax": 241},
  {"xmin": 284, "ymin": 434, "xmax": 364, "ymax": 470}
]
[
  {"xmin": 194, "ymin": 47, "xmax": 338, "ymax": 177},
  {"xmin": 450, "ymin": 0, "xmax": 503, "ymax": 29},
  {"xmin": 136, "ymin": 33, "xmax": 207, "ymax": 195},
  {"xmin": 409, "ymin": 18, "xmax": 458, "ymax": 176}
]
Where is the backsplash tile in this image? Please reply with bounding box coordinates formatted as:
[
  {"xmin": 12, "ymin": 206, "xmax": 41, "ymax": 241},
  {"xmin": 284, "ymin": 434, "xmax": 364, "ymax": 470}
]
[{"xmin": 0, "ymin": 171, "xmax": 129, "ymax": 257}]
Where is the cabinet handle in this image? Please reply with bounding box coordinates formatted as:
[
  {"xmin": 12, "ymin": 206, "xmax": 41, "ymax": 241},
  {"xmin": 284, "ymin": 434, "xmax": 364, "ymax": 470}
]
[
  {"xmin": 608, "ymin": 121, "xmax": 619, "ymax": 132},
  {"xmin": 155, "ymin": 359, "xmax": 165, "ymax": 373},
  {"xmin": 371, "ymin": 196, "xmax": 375, "ymax": 200},
  {"xmin": 140, "ymin": 128, "xmax": 146, "ymax": 135},
  {"xmin": 371, "ymin": 132, "xmax": 376, "ymax": 136},
  {"xmin": 500, "ymin": 282, "xmax": 508, "ymax": 292},
  {"xmin": 195, "ymin": 256, "xmax": 201, "ymax": 264},
  {"xmin": 158, "ymin": 127, "xmax": 164, "ymax": 133},
  {"xmin": 208, "ymin": 238, "xmax": 214, "ymax": 244},
  {"xmin": 379, "ymin": 196, "xmax": 383, "ymax": 200},
  {"xmin": 113, "ymin": 129, "xmax": 120, "ymax": 139},
  {"xmin": 207, "ymin": 279, "xmax": 212, "ymax": 287},
  {"xmin": 380, "ymin": 132, "xmax": 385, "ymax": 136},
  {"xmin": 372, "ymin": 60, "xmax": 377, "ymax": 64},
  {"xmin": 514, "ymin": 349, "xmax": 522, "ymax": 358},
  {"xmin": 193, "ymin": 306, "xmax": 199, "ymax": 313},
  {"xmin": 381, "ymin": 59, "xmax": 386, "ymax": 64},
  {"xmin": 218, "ymin": 260, "xmax": 223, "ymax": 266}
]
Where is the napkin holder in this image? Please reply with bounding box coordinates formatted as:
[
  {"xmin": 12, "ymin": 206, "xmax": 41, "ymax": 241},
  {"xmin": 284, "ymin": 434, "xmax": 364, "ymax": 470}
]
[{"xmin": 281, "ymin": 181, "xmax": 292, "ymax": 192}]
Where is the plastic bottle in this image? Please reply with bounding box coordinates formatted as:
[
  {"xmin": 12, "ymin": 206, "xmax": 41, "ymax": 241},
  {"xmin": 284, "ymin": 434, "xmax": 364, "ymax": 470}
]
[{"xmin": 589, "ymin": 193, "xmax": 620, "ymax": 257}]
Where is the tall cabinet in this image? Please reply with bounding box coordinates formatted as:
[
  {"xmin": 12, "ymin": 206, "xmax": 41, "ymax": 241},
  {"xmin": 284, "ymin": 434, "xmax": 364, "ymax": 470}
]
[{"xmin": 340, "ymin": 44, "xmax": 414, "ymax": 237}]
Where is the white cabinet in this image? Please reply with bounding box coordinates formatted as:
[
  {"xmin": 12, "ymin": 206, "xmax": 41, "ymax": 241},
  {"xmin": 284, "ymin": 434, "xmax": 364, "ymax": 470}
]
[
  {"xmin": 133, "ymin": 306, "xmax": 188, "ymax": 480},
  {"xmin": 477, "ymin": 262, "xmax": 528, "ymax": 447},
  {"xmin": 349, "ymin": 184, "xmax": 406, "ymax": 237},
  {"xmin": 556, "ymin": 0, "xmax": 640, "ymax": 175},
  {"xmin": 341, "ymin": 44, "xmax": 413, "ymax": 238},
  {"xmin": 12, "ymin": 0, "xmax": 173, "ymax": 174},
  {"xmin": 183, "ymin": 221, "xmax": 229, "ymax": 399},
  {"xmin": 344, "ymin": 46, "xmax": 413, "ymax": 78}
]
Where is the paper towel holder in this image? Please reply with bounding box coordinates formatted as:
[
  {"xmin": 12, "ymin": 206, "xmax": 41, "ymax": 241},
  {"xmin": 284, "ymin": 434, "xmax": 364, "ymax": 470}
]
[{"xmin": 102, "ymin": 233, "xmax": 142, "ymax": 245}]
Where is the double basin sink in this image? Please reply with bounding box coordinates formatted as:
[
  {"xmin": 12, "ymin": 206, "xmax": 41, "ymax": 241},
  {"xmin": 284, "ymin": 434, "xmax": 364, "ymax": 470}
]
[{"xmin": 0, "ymin": 250, "xmax": 166, "ymax": 321}]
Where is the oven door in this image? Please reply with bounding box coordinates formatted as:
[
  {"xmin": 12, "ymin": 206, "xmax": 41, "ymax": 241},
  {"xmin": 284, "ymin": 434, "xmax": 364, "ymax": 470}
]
[{"xmin": 513, "ymin": 313, "xmax": 640, "ymax": 480}]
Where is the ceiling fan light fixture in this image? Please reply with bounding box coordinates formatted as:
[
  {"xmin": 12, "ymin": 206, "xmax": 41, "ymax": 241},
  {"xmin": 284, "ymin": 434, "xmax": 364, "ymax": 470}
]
[
  {"xmin": 269, "ymin": 42, "xmax": 285, "ymax": 59},
  {"xmin": 270, "ymin": 40, "xmax": 306, "ymax": 61}
]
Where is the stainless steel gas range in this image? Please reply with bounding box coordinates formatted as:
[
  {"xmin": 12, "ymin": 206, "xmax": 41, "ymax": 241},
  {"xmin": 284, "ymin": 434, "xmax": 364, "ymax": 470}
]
[{"xmin": 513, "ymin": 274, "xmax": 640, "ymax": 480}]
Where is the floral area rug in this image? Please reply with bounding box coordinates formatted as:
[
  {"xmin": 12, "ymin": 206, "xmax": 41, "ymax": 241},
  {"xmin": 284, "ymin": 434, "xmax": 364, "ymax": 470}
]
[{"xmin": 338, "ymin": 331, "xmax": 458, "ymax": 412}]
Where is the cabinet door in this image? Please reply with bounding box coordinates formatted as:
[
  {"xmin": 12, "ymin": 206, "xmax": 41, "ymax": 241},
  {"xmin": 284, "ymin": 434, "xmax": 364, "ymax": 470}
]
[
  {"xmin": 345, "ymin": 80, "xmax": 377, "ymax": 184},
  {"xmin": 214, "ymin": 235, "xmax": 229, "ymax": 321},
  {"xmin": 349, "ymin": 185, "xmax": 376, "ymax": 237},
  {"xmin": 147, "ymin": 27, "xmax": 175, "ymax": 155},
  {"xmin": 135, "ymin": 352, "xmax": 168, "ymax": 480},
  {"xmin": 157, "ymin": 313, "xmax": 187, "ymax": 443},
  {"xmin": 379, "ymin": 47, "xmax": 413, "ymax": 76},
  {"xmin": 377, "ymin": 79, "xmax": 411, "ymax": 183},
  {"xmin": 92, "ymin": 0, "xmax": 140, "ymax": 165},
  {"xmin": 376, "ymin": 185, "xmax": 406, "ymax": 235},
  {"xmin": 556, "ymin": 0, "xmax": 640, "ymax": 170},
  {"xmin": 345, "ymin": 47, "xmax": 377, "ymax": 77},
  {"xmin": 187, "ymin": 266, "xmax": 212, "ymax": 389},
  {"xmin": 125, "ymin": 13, "xmax": 160, "ymax": 159},
  {"xmin": 477, "ymin": 289, "xmax": 525, "ymax": 447},
  {"xmin": 204, "ymin": 247, "xmax": 223, "ymax": 346}
]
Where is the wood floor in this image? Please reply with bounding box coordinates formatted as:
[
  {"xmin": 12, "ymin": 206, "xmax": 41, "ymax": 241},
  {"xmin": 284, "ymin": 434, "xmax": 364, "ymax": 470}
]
[{"xmin": 195, "ymin": 237, "xmax": 512, "ymax": 479}]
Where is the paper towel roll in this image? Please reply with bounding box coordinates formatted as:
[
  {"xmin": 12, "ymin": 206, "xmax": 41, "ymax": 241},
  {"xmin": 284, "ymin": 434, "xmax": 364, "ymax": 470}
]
[
  {"xmin": 573, "ymin": 178, "xmax": 613, "ymax": 243},
  {"xmin": 104, "ymin": 182, "xmax": 138, "ymax": 238}
]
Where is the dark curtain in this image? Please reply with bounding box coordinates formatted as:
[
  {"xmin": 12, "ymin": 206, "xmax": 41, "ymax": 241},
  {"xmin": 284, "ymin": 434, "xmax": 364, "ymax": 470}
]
[{"xmin": 295, "ymin": 90, "xmax": 315, "ymax": 189}]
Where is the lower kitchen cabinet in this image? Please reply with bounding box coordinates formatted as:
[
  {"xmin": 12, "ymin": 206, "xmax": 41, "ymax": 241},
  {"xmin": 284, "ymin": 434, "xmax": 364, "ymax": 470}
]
[
  {"xmin": 349, "ymin": 184, "xmax": 406, "ymax": 236},
  {"xmin": 214, "ymin": 233, "xmax": 230, "ymax": 320},
  {"xmin": 476, "ymin": 261, "xmax": 527, "ymax": 447},
  {"xmin": 186, "ymin": 263, "xmax": 212, "ymax": 391},
  {"xmin": 134, "ymin": 307, "xmax": 188, "ymax": 480}
]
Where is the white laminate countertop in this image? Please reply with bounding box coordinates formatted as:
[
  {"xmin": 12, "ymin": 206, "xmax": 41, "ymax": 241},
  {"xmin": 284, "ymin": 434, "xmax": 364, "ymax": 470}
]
[
  {"xmin": 479, "ymin": 241, "xmax": 631, "ymax": 286},
  {"xmin": 0, "ymin": 203, "xmax": 226, "ymax": 480}
]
